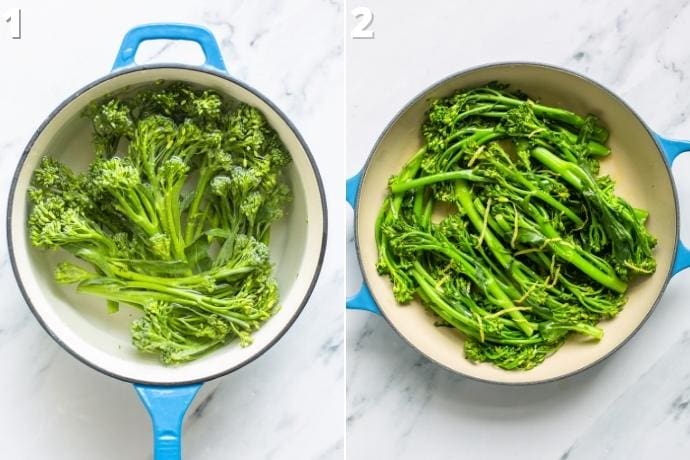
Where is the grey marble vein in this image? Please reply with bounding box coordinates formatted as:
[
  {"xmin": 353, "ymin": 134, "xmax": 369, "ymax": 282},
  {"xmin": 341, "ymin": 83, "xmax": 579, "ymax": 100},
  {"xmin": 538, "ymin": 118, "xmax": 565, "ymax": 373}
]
[{"xmin": 562, "ymin": 332, "xmax": 690, "ymax": 459}]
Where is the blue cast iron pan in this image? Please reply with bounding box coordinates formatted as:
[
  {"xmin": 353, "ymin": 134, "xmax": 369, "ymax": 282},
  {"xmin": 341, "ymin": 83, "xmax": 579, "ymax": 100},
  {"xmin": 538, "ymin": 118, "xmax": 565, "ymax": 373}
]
[
  {"xmin": 8, "ymin": 23, "xmax": 327, "ymax": 458},
  {"xmin": 347, "ymin": 62, "xmax": 689, "ymax": 385}
]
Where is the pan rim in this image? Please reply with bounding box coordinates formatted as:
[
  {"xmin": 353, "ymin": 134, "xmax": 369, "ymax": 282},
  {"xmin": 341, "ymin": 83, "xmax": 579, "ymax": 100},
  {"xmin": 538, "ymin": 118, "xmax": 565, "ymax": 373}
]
[
  {"xmin": 352, "ymin": 60, "xmax": 679, "ymax": 386},
  {"xmin": 7, "ymin": 63, "xmax": 329, "ymax": 386}
]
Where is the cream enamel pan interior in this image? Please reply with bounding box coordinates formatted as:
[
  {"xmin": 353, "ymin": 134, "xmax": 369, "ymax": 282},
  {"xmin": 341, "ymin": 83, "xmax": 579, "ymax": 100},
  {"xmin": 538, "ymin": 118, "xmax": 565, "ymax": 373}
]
[
  {"xmin": 355, "ymin": 63, "xmax": 677, "ymax": 384},
  {"xmin": 8, "ymin": 65, "xmax": 327, "ymax": 385}
]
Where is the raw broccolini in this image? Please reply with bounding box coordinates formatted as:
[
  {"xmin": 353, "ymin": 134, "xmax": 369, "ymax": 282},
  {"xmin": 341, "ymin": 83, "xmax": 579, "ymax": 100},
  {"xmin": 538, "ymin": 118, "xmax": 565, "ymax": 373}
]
[
  {"xmin": 377, "ymin": 83, "xmax": 656, "ymax": 371},
  {"xmin": 28, "ymin": 82, "xmax": 292, "ymax": 365}
]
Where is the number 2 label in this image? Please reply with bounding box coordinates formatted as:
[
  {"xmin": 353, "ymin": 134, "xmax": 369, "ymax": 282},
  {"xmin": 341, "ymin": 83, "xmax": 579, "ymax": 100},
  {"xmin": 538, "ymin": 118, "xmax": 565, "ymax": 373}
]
[
  {"xmin": 351, "ymin": 7, "xmax": 374, "ymax": 39},
  {"xmin": 3, "ymin": 8, "xmax": 21, "ymax": 39}
]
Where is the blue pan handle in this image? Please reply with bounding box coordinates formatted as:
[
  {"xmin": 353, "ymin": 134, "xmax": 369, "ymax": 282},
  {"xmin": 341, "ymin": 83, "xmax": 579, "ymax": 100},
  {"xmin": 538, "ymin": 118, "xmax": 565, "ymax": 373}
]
[
  {"xmin": 135, "ymin": 384, "xmax": 202, "ymax": 460},
  {"xmin": 113, "ymin": 24, "xmax": 210, "ymax": 459},
  {"xmin": 112, "ymin": 23, "xmax": 227, "ymax": 72},
  {"xmin": 346, "ymin": 171, "xmax": 381, "ymax": 314},
  {"xmin": 656, "ymin": 133, "xmax": 690, "ymax": 275}
]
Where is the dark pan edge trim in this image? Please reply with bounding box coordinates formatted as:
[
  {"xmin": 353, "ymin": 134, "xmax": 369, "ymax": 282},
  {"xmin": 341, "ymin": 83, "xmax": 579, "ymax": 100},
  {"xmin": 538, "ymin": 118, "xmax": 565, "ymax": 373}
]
[
  {"xmin": 353, "ymin": 61, "xmax": 678, "ymax": 386},
  {"xmin": 7, "ymin": 63, "xmax": 329, "ymax": 386}
]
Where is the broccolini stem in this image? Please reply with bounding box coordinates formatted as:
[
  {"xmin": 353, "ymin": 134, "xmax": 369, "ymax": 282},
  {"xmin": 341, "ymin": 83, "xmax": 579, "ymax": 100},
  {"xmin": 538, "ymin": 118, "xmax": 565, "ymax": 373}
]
[
  {"xmin": 536, "ymin": 219, "xmax": 627, "ymax": 293},
  {"xmin": 556, "ymin": 127, "xmax": 610, "ymax": 156},
  {"xmin": 412, "ymin": 263, "xmax": 541, "ymax": 345},
  {"xmin": 444, "ymin": 131, "xmax": 504, "ymax": 169},
  {"xmin": 470, "ymin": 94, "xmax": 588, "ymax": 131},
  {"xmin": 112, "ymin": 190, "xmax": 159, "ymax": 237},
  {"xmin": 413, "ymin": 188, "xmax": 425, "ymax": 224},
  {"xmin": 104, "ymin": 278, "xmax": 250, "ymax": 310},
  {"xmin": 389, "ymin": 147, "xmax": 426, "ymax": 219},
  {"xmin": 412, "ymin": 261, "xmax": 523, "ymax": 330},
  {"xmin": 480, "ymin": 153, "xmax": 585, "ymax": 226},
  {"xmin": 420, "ymin": 195, "xmax": 434, "ymax": 230},
  {"xmin": 108, "ymin": 263, "xmax": 255, "ymax": 288},
  {"xmin": 454, "ymin": 180, "xmax": 512, "ymax": 268},
  {"xmin": 413, "ymin": 226, "xmax": 534, "ymax": 336},
  {"xmin": 166, "ymin": 181, "xmax": 187, "ymax": 261},
  {"xmin": 390, "ymin": 170, "xmax": 487, "ymax": 194},
  {"xmin": 530, "ymin": 146, "xmax": 585, "ymax": 189},
  {"xmin": 184, "ymin": 168, "xmax": 212, "ymax": 245},
  {"xmin": 76, "ymin": 282, "xmax": 253, "ymax": 328}
]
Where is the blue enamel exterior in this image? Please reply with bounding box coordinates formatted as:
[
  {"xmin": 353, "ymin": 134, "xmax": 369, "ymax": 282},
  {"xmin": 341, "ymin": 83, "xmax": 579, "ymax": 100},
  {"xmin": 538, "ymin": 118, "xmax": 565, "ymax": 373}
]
[
  {"xmin": 112, "ymin": 23, "xmax": 227, "ymax": 72},
  {"xmin": 346, "ymin": 171, "xmax": 381, "ymax": 314},
  {"xmin": 655, "ymin": 133, "xmax": 690, "ymax": 275},
  {"xmin": 347, "ymin": 283, "xmax": 380, "ymax": 314},
  {"xmin": 346, "ymin": 171, "xmax": 362, "ymax": 208},
  {"xmin": 135, "ymin": 384, "xmax": 202, "ymax": 460}
]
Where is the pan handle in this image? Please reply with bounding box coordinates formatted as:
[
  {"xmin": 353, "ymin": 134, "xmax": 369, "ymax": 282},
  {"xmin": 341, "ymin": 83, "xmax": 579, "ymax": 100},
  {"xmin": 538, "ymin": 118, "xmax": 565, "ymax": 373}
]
[
  {"xmin": 346, "ymin": 171, "xmax": 381, "ymax": 314},
  {"xmin": 112, "ymin": 23, "xmax": 227, "ymax": 72},
  {"xmin": 655, "ymin": 133, "xmax": 690, "ymax": 275},
  {"xmin": 135, "ymin": 383, "xmax": 202, "ymax": 460}
]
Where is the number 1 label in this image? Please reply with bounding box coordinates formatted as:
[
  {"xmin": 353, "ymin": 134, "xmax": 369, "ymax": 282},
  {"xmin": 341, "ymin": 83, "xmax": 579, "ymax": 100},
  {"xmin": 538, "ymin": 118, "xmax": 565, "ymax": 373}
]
[{"xmin": 3, "ymin": 8, "xmax": 22, "ymax": 39}]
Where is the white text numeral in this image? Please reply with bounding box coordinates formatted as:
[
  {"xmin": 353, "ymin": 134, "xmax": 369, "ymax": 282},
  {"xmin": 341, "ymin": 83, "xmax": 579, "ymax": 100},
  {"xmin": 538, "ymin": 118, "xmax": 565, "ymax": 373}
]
[
  {"xmin": 351, "ymin": 7, "xmax": 374, "ymax": 39},
  {"xmin": 3, "ymin": 8, "xmax": 21, "ymax": 39}
]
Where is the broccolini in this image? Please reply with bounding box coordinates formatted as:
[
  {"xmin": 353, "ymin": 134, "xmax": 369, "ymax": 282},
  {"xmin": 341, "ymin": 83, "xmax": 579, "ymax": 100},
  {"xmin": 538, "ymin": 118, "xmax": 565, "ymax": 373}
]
[
  {"xmin": 28, "ymin": 82, "xmax": 292, "ymax": 365},
  {"xmin": 377, "ymin": 83, "xmax": 656, "ymax": 370}
]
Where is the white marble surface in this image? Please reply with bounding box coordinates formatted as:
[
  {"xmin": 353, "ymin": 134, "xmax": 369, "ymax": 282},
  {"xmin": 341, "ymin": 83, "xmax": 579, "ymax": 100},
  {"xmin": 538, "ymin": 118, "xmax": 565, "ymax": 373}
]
[
  {"xmin": 347, "ymin": 1, "xmax": 690, "ymax": 459},
  {"xmin": 0, "ymin": 0, "xmax": 343, "ymax": 458}
]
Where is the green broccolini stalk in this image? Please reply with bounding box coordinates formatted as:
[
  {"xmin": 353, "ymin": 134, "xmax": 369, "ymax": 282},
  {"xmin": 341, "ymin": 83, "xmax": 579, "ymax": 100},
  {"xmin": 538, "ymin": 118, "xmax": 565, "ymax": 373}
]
[
  {"xmin": 27, "ymin": 82, "xmax": 292, "ymax": 365},
  {"xmin": 376, "ymin": 83, "xmax": 656, "ymax": 371}
]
